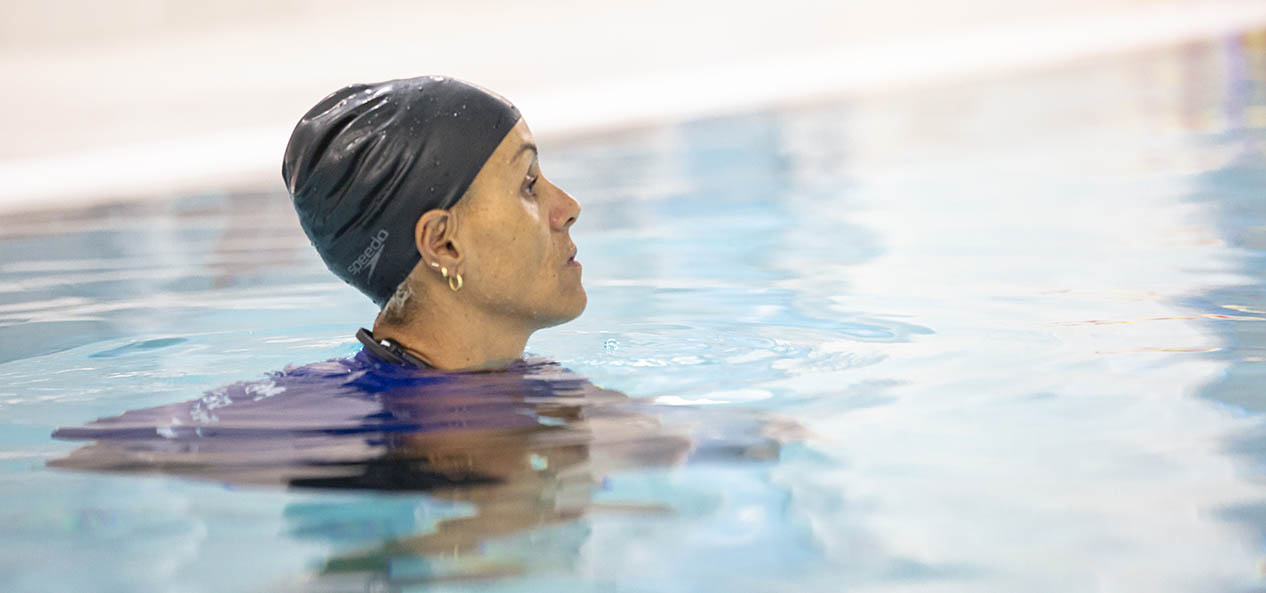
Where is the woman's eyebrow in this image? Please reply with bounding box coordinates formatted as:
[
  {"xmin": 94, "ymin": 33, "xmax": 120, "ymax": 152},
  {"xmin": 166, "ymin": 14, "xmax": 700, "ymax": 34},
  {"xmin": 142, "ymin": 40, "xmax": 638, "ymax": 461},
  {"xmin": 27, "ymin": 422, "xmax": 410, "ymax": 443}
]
[{"xmin": 515, "ymin": 143, "xmax": 538, "ymax": 163}]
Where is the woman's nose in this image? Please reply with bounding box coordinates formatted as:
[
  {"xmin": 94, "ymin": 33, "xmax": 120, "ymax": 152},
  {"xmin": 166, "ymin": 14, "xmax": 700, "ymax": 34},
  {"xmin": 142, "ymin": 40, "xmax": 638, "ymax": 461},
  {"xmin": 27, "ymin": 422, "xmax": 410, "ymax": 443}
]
[{"xmin": 548, "ymin": 179, "xmax": 581, "ymax": 231}]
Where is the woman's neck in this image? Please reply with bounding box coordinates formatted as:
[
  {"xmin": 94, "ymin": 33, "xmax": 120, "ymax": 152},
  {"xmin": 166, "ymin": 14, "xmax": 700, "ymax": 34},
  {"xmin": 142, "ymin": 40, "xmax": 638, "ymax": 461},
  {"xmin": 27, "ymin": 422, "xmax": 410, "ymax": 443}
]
[{"xmin": 372, "ymin": 303, "xmax": 531, "ymax": 371}]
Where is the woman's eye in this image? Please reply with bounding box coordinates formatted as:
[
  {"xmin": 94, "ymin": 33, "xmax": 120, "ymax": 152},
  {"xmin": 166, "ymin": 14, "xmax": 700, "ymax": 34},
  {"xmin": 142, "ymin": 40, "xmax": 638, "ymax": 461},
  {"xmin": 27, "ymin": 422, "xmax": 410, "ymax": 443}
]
[{"xmin": 524, "ymin": 174, "xmax": 538, "ymax": 197}]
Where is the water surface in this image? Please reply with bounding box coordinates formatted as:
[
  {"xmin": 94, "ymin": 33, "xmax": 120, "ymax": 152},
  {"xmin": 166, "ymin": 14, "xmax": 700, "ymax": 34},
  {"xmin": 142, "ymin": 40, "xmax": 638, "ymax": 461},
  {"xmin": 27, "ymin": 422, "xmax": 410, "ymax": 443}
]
[{"xmin": 2, "ymin": 33, "xmax": 1266, "ymax": 592}]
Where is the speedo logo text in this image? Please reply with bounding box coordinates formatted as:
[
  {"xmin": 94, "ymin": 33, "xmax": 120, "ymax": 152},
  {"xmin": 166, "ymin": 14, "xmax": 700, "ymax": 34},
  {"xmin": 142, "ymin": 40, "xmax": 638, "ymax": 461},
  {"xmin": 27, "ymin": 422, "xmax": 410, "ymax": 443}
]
[{"xmin": 348, "ymin": 229, "xmax": 389, "ymax": 277}]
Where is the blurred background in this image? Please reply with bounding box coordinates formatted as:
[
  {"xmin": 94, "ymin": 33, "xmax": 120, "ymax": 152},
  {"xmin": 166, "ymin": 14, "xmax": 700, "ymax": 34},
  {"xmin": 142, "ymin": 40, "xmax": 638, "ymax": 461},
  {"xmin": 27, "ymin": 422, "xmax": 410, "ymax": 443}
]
[{"xmin": 2, "ymin": 0, "xmax": 1263, "ymax": 211}]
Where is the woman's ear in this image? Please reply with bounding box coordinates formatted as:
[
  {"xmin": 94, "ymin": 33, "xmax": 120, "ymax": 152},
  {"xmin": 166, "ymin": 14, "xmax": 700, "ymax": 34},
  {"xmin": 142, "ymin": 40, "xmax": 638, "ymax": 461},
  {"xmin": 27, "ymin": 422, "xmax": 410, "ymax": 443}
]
[{"xmin": 414, "ymin": 209, "xmax": 461, "ymax": 269}]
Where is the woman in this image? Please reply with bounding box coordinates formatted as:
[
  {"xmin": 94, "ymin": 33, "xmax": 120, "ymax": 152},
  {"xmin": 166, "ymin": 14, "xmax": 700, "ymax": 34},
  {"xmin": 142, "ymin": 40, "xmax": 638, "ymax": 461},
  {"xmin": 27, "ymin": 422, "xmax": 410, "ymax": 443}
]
[
  {"xmin": 282, "ymin": 75, "xmax": 586, "ymax": 370},
  {"xmin": 51, "ymin": 77, "xmax": 789, "ymax": 585}
]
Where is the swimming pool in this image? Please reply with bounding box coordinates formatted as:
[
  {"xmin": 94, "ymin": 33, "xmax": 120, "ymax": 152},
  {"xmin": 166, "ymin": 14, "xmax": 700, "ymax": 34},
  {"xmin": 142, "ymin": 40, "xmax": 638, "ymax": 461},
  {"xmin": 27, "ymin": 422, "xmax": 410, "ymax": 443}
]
[{"xmin": 2, "ymin": 32, "xmax": 1265, "ymax": 592}]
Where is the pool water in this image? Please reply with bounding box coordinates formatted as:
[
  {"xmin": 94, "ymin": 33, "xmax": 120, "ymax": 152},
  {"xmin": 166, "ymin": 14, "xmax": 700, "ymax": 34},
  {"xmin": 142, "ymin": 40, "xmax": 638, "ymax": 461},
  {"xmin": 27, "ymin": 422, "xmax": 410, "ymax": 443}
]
[{"xmin": 3, "ymin": 32, "xmax": 1266, "ymax": 592}]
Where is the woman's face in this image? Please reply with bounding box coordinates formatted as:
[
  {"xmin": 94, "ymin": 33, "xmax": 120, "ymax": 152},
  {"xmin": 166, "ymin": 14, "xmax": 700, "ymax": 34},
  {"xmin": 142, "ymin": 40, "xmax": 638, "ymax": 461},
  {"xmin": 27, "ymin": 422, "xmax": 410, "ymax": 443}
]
[{"xmin": 453, "ymin": 119, "xmax": 586, "ymax": 329}]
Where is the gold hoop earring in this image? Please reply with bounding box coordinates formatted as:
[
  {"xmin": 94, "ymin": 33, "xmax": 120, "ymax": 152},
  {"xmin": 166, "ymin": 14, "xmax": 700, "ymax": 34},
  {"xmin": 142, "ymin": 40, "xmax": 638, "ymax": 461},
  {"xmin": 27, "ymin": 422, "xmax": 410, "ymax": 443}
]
[
  {"xmin": 440, "ymin": 266, "xmax": 448, "ymax": 279},
  {"xmin": 448, "ymin": 273, "xmax": 463, "ymax": 292}
]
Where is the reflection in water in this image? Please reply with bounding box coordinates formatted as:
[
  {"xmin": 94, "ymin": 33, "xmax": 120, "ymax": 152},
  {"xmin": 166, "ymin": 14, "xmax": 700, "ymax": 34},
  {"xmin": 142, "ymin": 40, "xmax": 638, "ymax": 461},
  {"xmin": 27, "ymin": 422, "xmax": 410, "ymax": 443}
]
[
  {"xmin": 48, "ymin": 349, "xmax": 791, "ymax": 586},
  {"xmin": 0, "ymin": 189, "xmax": 326, "ymax": 367},
  {"xmin": 1187, "ymin": 31, "xmax": 1266, "ymax": 543}
]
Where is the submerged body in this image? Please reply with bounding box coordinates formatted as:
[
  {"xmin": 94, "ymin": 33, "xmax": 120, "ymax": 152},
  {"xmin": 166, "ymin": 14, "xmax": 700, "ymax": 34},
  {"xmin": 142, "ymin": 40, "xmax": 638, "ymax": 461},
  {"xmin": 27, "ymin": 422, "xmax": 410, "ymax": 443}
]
[
  {"xmin": 50, "ymin": 343, "xmax": 788, "ymax": 579},
  {"xmin": 51, "ymin": 346, "xmax": 709, "ymax": 490}
]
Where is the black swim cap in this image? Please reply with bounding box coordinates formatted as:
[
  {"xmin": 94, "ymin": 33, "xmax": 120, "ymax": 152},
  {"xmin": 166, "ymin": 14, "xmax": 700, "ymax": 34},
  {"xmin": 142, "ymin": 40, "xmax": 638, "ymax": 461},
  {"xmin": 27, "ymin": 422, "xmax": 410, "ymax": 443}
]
[{"xmin": 282, "ymin": 75, "xmax": 521, "ymax": 307}]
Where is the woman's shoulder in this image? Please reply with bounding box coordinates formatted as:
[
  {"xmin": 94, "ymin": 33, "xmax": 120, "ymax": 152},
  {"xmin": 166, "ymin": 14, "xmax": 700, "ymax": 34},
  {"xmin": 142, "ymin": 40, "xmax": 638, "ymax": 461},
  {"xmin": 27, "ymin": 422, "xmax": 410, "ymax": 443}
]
[{"xmin": 51, "ymin": 349, "xmax": 600, "ymax": 441}]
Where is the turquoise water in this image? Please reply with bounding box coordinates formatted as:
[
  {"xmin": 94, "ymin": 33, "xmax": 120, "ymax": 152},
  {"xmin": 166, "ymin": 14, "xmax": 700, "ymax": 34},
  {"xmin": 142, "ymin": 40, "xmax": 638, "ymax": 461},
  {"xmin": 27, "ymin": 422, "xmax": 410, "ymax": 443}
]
[{"xmin": 3, "ymin": 33, "xmax": 1266, "ymax": 592}]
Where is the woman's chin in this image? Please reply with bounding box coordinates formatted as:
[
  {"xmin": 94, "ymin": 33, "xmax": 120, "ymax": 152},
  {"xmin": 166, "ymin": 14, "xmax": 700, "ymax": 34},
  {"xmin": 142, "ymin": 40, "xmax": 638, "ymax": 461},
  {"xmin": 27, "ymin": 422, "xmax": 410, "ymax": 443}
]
[
  {"xmin": 543, "ymin": 289, "xmax": 587, "ymax": 327},
  {"xmin": 569, "ymin": 289, "xmax": 588, "ymax": 319}
]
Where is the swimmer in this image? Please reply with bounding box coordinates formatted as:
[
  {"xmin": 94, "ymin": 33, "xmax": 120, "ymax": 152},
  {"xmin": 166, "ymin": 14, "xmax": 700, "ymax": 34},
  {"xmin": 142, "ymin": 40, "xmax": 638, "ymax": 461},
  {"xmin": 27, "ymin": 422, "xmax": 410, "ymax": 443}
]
[
  {"xmin": 281, "ymin": 75, "xmax": 586, "ymax": 370},
  {"xmin": 49, "ymin": 76, "xmax": 795, "ymax": 585}
]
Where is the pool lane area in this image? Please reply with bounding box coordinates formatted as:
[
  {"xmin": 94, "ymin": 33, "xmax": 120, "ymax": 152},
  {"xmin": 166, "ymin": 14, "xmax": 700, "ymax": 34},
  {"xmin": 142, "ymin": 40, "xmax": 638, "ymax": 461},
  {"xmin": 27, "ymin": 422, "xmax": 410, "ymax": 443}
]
[{"xmin": 1, "ymin": 31, "xmax": 1265, "ymax": 593}]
